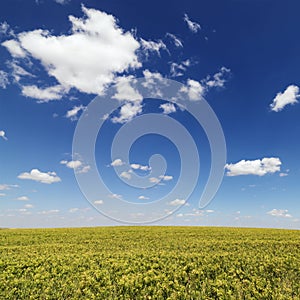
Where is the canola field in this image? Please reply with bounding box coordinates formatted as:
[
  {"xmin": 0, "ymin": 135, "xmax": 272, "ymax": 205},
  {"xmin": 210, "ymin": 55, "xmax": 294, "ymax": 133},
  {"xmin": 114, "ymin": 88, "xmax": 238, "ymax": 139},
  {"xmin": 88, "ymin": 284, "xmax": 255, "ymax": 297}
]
[{"xmin": 0, "ymin": 226, "xmax": 299, "ymax": 299}]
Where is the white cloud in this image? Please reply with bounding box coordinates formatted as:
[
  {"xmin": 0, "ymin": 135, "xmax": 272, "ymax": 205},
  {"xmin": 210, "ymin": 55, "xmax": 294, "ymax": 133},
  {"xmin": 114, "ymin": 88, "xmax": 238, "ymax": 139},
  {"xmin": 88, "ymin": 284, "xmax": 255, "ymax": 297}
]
[
  {"xmin": 0, "ymin": 70, "xmax": 9, "ymax": 89},
  {"xmin": 94, "ymin": 200, "xmax": 104, "ymax": 205},
  {"xmin": 4, "ymin": 6, "xmax": 141, "ymax": 96},
  {"xmin": 0, "ymin": 193, "xmax": 5, "ymax": 197},
  {"xmin": 149, "ymin": 177, "xmax": 160, "ymax": 184},
  {"xmin": 109, "ymin": 193, "xmax": 123, "ymax": 200},
  {"xmin": 0, "ymin": 130, "xmax": 8, "ymax": 141},
  {"xmin": 169, "ymin": 199, "xmax": 186, "ymax": 206},
  {"xmin": 112, "ymin": 75, "xmax": 143, "ymax": 102},
  {"xmin": 180, "ymin": 79, "xmax": 205, "ymax": 100},
  {"xmin": 65, "ymin": 105, "xmax": 85, "ymax": 120},
  {"xmin": 111, "ymin": 102, "xmax": 142, "ymax": 124},
  {"xmin": 138, "ymin": 195, "xmax": 149, "ymax": 200},
  {"xmin": 17, "ymin": 196, "xmax": 29, "ymax": 201},
  {"xmin": 69, "ymin": 208, "xmax": 79, "ymax": 213},
  {"xmin": 21, "ymin": 85, "xmax": 67, "ymax": 102},
  {"xmin": 54, "ymin": 0, "xmax": 70, "ymax": 4},
  {"xmin": 170, "ymin": 59, "xmax": 191, "ymax": 77},
  {"xmin": 2, "ymin": 40, "xmax": 27, "ymax": 58},
  {"xmin": 111, "ymin": 158, "xmax": 124, "ymax": 167},
  {"xmin": 166, "ymin": 33, "xmax": 183, "ymax": 47},
  {"xmin": 267, "ymin": 209, "xmax": 292, "ymax": 218},
  {"xmin": 159, "ymin": 175, "xmax": 173, "ymax": 181},
  {"xmin": 205, "ymin": 67, "xmax": 230, "ymax": 88},
  {"xmin": 0, "ymin": 22, "xmax": 12, "ymax": 36},
  {"xmin": 120, "ymin": 171, "xmax": 131, "ymax": 180},
  {"xmin": 183, "ymin": 14, "xmax": 201, "ymax": 33},
  {"xmin": 7, "ymin": 61, "xmax": 34, "ymax": 83},
  {"xmin": 270, "ymin": 85, "xmax": 300, "ymax": 112},
  {"xmin": 160, "ymin": 103, "xmax": 176, "ymax": 114},
  {"xmin": 130, "ymin": 163, "xmax": 151, "ymax": 171},
  {"xmin": 225, "ymin": 157, "xmax": 282, "ymax": 176},
  {"xmin": 140, "ymin": 38, "xmax": 167, "ymax": 57},
  {"xmin": 18, "ymin": 169, "xmax": 61, "ymax": 184},
  {"xmin": 77, "ymin": 165, "xmax": 91, "ymax": 174},
  {"xmin": 60, "ymin": 160, "xmax": 82, "ymax": 169}
]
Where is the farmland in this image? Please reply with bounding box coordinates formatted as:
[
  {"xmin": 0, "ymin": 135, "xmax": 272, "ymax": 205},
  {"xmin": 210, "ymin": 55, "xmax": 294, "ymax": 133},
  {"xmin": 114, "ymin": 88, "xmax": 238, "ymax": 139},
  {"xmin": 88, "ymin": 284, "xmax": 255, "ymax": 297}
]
[{"xmin": 0, "ymin": 226, "xmax": 299, "ymax": 299}]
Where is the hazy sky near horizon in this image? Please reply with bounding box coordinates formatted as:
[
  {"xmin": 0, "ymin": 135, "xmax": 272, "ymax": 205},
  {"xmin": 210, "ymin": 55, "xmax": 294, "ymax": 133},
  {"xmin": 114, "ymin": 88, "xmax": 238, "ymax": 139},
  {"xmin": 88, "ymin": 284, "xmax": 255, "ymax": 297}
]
[{"xmin": 0, "ymin": 0, "xmax": 300, "ymax": 228}]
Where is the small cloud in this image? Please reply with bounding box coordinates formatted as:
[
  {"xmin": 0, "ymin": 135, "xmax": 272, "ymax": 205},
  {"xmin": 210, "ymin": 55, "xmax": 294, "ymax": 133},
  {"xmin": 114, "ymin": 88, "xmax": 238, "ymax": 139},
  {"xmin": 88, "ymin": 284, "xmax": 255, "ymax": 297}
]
[
  {"xmin": 24, "ymin": 204, "xmax": 33, "ymax": 208},
  {"xmin": 0, "ymin": 130, "xmax": 8, "ymax": 141},
  {"xmin": 69, "ymin": 208, "xmax": 79, "ymax": 213},
  {"xmin": 279, "ymin": 172, "xmax": 288, "ymax": 177},
  {"xmin": 204, "ymin": 67, "xmax": 231, "ymax": 88},
  {"xmin": 0, "ymin": 184, "xmax": 18, "ymax": 190},
  {"xmin": 183, "ymin": 13, "xmax": 201, "ymax": 33},
  {"xmin": 111, "ymin": 158, "xmax": 124, "ymax": 167},
  {"xmin": 65, "ymin": 105, "xmax": 85, "ymax": 121},
  {"xmin": 18, "ymin": 169, "xmax": 61, "ymax": 184},
  {"xmin": 138, "ymin": 195, "xmax": 149, "ymax": 200},
  {"xmin": 0, "ymin": 193, "xmax": 6, "ymax": 197},
  {"xmin": 0, "ymin": 70, "xmax": 9, "ymax": 89},
  {"xmin": 270, "ymin": 85, "xmax": 300, "ymax": 112},
  {"xmin": 159, "ymin": 175, "xmax": 173, "ymax": 181},
  {"xmin": 267, "ymin": 209, "xmax": 292, "ymax": 218},
  {"xmin": 140, "ymin": 38, "xmax": 167, "ymax": 57},
  {"xmin": 166, "ymin": 33, "xmax": 183, "ymax": 48},
  {"xmin": 109, "ymin": 193, "xmax": 122, "ymax": 200},
  {"xmin": 169, "ymin": 199, "xmax": 186, "ymax": 206},
  {"xmin": 17, "ymin": 196, "xmax": 29, "ymax": 201},
  {"xmin": 111, "ymin": 102, "xmax": 143, "ymax": 124},
  {"xmin": 225, "ymin": 157, "xmax": 281, "ymax": 177},
  {"xmin": 180, "ymin": 79, "xmax": 205, "ymax": 101},
  {"xmin": 61, "ymin": 159, "xmax": 90, "ymax": 174},
  {"xmin": 38, "ymin": 209, "xmax": 60, "ymax": 215},
  {"xmin": 130, "ymin": 163, "xmax": 151, "ymax": 171},
  {"xmin": 160, "ymin": 103, "xmax": 176, "ymax": 114},
  {"xmin": 149, "ymin": 177, "xmax": 160, "ymax": 184},
  {"xmin": 120, "ymin": 171, "xmax": 131, "ymax": 180},
  {"xmin": 94, "ymin": 200, "xmax": 104, "ymax": 205},
  {"xmin": 170, "ymin": 59, "xmax": 191, "ymax": 77}
]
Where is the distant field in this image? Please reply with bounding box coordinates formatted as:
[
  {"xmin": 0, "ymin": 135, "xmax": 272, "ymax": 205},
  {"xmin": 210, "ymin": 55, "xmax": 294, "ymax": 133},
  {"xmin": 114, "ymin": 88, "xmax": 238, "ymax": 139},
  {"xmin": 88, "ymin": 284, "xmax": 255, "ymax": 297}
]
[{"xmin": 0, "ymin": 226, "xmax": 299, "ymax": 299}]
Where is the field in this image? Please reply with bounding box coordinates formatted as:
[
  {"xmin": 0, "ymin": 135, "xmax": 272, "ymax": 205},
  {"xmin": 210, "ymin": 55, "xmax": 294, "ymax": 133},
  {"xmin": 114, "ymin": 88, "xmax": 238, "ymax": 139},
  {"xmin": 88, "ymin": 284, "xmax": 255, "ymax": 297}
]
[{"xmin": 0, "ymin": 226, "xmax": 299, "ymax": 299}]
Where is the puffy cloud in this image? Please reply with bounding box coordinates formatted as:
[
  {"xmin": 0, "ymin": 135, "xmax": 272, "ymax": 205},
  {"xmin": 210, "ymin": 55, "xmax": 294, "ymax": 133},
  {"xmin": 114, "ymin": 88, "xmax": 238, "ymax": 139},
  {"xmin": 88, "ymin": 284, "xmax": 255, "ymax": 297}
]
[
  {"xmin": 267, "ymin": 209, "xmax": 292, "ymax": 218},
  {"xmin": 69, "ymin": 208, "xmax": 79, "ymax": 213},
  {"xmin": 3, "ymin": 6, "xmax": 141, "ymax": 96},
  {"xmin": 183, "ymin": 14, "xmax": 201, "ymax": 33},
  {"xmin": 270, "ymin": 85, "xmax": 299, "ymax": 112},
  {"xmin": 140, "ymin": 38, "xmax": 167, "ymax": 57},
  {"xmin": 60, "ymin": 159, "xmax": 90, "ymax": 173},
  {"xmin": 279, "ymin": 172, "xmax": 288, "ymax": 177},
  {"xmin": 18, "ymin": 169, "xmax": 61, "ymax": 184},
  {"xmin": 38, "ymin": 209, "xmax": 60, "ymax": 215},
  {"xmin": 180, "ymin": 79, "xmax": 205, "ymax": 100},
  {"xmin": 0, "ymin": 130, "xmax": 8, "ymax": 141},
  {"xmin": 170, "ymin": 59, "xmax": 191, "ymax": 77},
  {"xmin": 24, "ymin": 204, "xmax": 33, "ymax": 208},
  {"xmin": 120, "ymin": 171, "xmax": 132, "ymax": 180},
  {"xmin": 0, "ymin": 22, "xmax": 12, "ymax": 36},
  {"xmin": 160, "ymin": 103, "xmax": 176, "ymax": 114},
  {"xmin": 54, "ymin": 0, "xmax": 70, "ymax": 4},
  {"xmin": 225, "ymin": 157, "xmax": 281, "ymax": 176},
  {"xmin": 169, "ymin": 199, "xmax": 186, "ymax": 206},
  {"xmin": 109, "ymin": 193, "xmax": 123, "ymax": 200},
  {"xmin": 205, "ymin": 67, "xmax": 231, "ymax": 88},
  {"xmin": 159, "ymin": 175, "xmax": 173, "ymax": 181},
  {"xmin": 65, "ymin": 105, "xmax": 85, "ymax": 120},
  {"xmin": 0, "ymin": 70, "xmax": 9, "ymax": 89},
  {"xmin": 2, "ymin": 40, "xmax": 27, "ymax": 58},
  {"xmin": 130, "ymin": 163, "xmax": 151, "ymax": 171},
  {"xmin": 112, "ymin": 76, "xmax": 143, "ymax": 102},
  {"xmin": 111, "ymin": 102, "xmax": 142, "ymax": 124},
  {"xmin": 149, "ymin": 177, "xmax": 160, "ymax": 184},
  {"xmin": 166, "ymin": 33, "xmax": 183, "ymax": 47},
  {"xmin": 138, "ymin": 195, "xmax": 149, "ymax": 200},
  {"xmin": 21, "ymin": 85, "xmax": 67, "ymax": 102},
  {"xmin": 17, "ymin": 196, "xmax": 29, "ymax": 201},
  {"xmin": 111, "ymin": 158, "xmax": 124, "ymax": 167},
  {"xmin": 0, "ymin": 184, "xmax": 18, "ymax": 190},
  {"xmin": 7, "ymin": 61, "xmax": 34, "ymax": 83}
]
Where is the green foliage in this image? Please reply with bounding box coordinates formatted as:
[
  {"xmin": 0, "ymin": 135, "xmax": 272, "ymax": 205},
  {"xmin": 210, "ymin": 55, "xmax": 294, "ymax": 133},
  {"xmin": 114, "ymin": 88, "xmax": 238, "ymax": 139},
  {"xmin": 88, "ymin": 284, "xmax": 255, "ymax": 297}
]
[{"xmin": 0, "ymin": 226, "xmax": 299, "ymax": 299}]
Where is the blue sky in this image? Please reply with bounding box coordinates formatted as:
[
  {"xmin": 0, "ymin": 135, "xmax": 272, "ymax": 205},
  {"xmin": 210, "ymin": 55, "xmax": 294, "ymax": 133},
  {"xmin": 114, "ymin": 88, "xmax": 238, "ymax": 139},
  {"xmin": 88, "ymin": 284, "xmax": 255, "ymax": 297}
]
[{"xmin": 0, "ymin": 0, "xmax": 299, "ymax": 228}]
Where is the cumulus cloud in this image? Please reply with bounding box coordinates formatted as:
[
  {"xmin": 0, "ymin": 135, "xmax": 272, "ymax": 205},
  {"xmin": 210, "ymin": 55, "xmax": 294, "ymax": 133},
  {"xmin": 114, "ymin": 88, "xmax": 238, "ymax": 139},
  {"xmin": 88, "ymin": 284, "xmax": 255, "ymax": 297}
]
[
  {"xmin": 270, "ymin": 85, "xmax": 299, "ymax": 112},
  {"xmin": 65, "ymin": 105, "xmax": 85, "ymax": 120},
  {"xmin": 3, "ymin": 6, "xmax": 141, "ymax": 97},
  {"xmin": 267, "ymin": 209, "xmax": 292, "ymax": 218},
  {"xmin": 160, "ymin": 103, "xmax": 176, "ymax": 114},
  {"xmin": 111, "ymin": 102, "xmax": 143, "ymax": 123},
  {"xmin": 183, "ymin": 14, "xmax": 201, "ymax": 33},
  {"xmin": 166, "ymin": 33, "xmax": 183, "ymax": 47},
  {"xmin": 225, "ymin": 157, "xmax": 282, "ymax": 176},
  {"xmin": 169, "ymin": 199, "xmax": 186, "ymax": 206},
  {"xmin": 170, "ymin": 59, "xmax": 191, "ymax": 77},
  {"xmin": 112, "ymin": 75, "xmax": 143, "ymax": 102},
  {"xmin": 130, "ymin": 163, "xmax": 151, "ymax": 171},
  {"xmin": 159, "ymin": 175, "xmax": 173, "ymax": 181},
  {"xmin": 21, "ymin": 85, "xmax": 67, "ymax": 102},
  {"xmin": 18, "ymin": 169, "xmax": 61, "ymax": 184},
  {"xmin": 111, "ymin": 158, "xmax": 124, "ymax": 167},
  {"xmin": 60, "ymin": 159, "xmax": 90, "ymax": 173},
  {"xmin": 0, "ymin": 130, "xmax": 8, "ymax": 141},
  {"xmin": 0, "ymin": 70, "xmax": 9, "ymax": 89},
  {"xmin": 138, "ymin": 195, "xmax": 149, "ymax": 200},
  {"xmin": 180, "ymin": 79, "xmax": 205, "ymax": 100},
  {"xmin": 140, "ymin": 38, "xmax": 167, "ymax": 57},
  {"xmin": 205, "ymin": 67, "xmax": 231, "ymax": 88},
  {"xmin": 17, "ymin": 196, "xmax": 29, "ymax": 201},
  {"xmin": 7, "ymin": 61, "xmax": 34, "ymax": 83},
  {"xmin": 2, "ymin": 40, "xmax": 27, "ymax": 58},
  {"xmin": 120, "ymin": 171, "xmax": 132, "ymax": 180}
]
